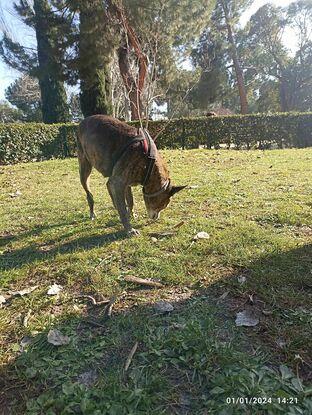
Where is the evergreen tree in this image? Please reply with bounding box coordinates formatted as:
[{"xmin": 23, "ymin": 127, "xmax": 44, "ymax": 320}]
[
  {"xmin": 0, "ymin": 100, "xmax": 23, "ymax": 123},
  {"xmin": 248, "ymin": 1, "xmax": 312, "ymax": 112},
  {"xmin": 77, "ymin": 0, "xmax": 115, "ymax": 117},
  {"xmin": 5, "ymin": 75, "xmax": 42, "ymax": 122},
  {"xmin": 0, "ymin": 0, "xmax": 70, "ymax": 123},
  {"xmin": 191, "ymin": 0, "xmax": 252, "ymax": 114}
]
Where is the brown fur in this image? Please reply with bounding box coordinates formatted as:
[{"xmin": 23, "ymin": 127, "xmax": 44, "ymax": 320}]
[{"xmin": 77, "ymin": 115, "xmax": 185, "ymax": 235}]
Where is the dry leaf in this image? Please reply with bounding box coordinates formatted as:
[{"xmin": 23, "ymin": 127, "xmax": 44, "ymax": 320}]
[
  {"xmin": 20, "ymin": 336, "xmax": 32, "ymax": 351},
  {"xmin": 218, "ymin": 290, "xmax": 230, "ymax": 301},
  {"xmin": 23, "ymin": 309, "xmax": 32, "ymax": 327},
  {"xmin": 9, "ymin": 190, "xmax": 22, "ymax": 198},
  {"xmin": 235, "ymin": 310, "xmax": 259, "ymax": 327},
  {"xmin": 193, "ymin": 231, "xmax": 210, "ymax": 241},
  {"xmin": 47, "ymin": 284, "xmax": 63, "ymax": 295},
  {"xmin": 10, "ymin": 286, "xmax": 38, "ymax": 296},
  {"xmin": 47, "ymin": 329, "xmax": 70, "ymax": 346},
  {"xmin": 124, "ymin": 342, "xmax": 139, "ymax": 372}
]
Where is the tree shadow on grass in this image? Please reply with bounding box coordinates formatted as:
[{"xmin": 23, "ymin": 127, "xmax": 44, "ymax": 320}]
[
  {"xmin": 0, "ymin": 219, "xmax": 86, "ymax": 248},
  {"xmin": 0, "ymin": 245, "xmax": 311, "ymax": 414},
  {"xmin": 0, "ymin": 229, "xmax": 128, "ymax": 272}
]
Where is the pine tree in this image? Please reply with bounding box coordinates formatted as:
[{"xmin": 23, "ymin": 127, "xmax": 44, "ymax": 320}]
[{"xmin": 0, "ymin": 0, "xmax": 70, "ymax": 123}]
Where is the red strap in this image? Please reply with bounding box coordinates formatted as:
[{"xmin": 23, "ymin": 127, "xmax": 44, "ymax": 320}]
[{"xmin": 142, "ymin": 137, "xmax": 148, "ymax": 154}]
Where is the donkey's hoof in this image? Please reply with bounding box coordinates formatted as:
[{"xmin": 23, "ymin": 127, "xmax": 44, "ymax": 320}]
[
  {"xmin": 127, "ymin": 228, "xmax": 140, "ymax": 237},
  {"xmin": 90, "ymin": 213, "xmax": 96, "ymax": 221}
]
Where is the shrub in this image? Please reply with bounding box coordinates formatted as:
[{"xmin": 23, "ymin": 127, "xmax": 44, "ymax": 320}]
[
  {"xmin": 0, "ymin": 112, "xmax": 311, "ymax": 165},
  {"xmin": 0, "ymin": 123, "xmax": 77, "ymax": 165}
]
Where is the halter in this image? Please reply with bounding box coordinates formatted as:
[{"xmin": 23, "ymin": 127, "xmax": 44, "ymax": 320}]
[
  {"xmin": 143, "ymin": 179, "xmax": 170, "ymax": 198},
  {"xmin": 111, "ymin": 128, "xmax": 169, "ymax": 196}
]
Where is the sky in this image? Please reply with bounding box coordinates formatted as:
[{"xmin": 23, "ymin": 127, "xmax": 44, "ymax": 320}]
[{"xmin": 0, "ymin": 0, "xmax": 298, "ymax": 101}]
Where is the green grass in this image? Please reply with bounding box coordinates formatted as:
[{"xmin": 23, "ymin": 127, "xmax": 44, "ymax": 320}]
[{"xmin": 0, "ymin": 149, "xmax": 311, "ymax": 414}]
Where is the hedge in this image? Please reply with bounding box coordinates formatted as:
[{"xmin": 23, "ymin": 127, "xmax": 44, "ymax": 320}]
[{"xmin": 0, "ymin": 112, "xmax": 311, "ymax": 164}]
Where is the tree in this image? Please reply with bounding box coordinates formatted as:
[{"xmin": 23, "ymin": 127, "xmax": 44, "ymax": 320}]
[
  {"xmin": 248, "ymin": 1, "xmax": 312, "ymax": 112},
  {"xmin": 191, "ymin": 24, "xmax": 231, "ymax": 110},
  {"xmin": 77, "ymin": 0, "xmax": 115, "ymax": 117},
  {"xmin": 191, "ymin": 0, "xmax": 252, "ymax": 114},
  {"xmin": 68, "ymin": 93, "xmax": 83, "ymax": 121},
  {"xmin": 218, "ymin": 0, "xmax": 252, "ymax": 114},
  {"xmin": 111, "ymin": 0, "xmax": 217, "ymax": 120},
  {"xmin": 5, "ymin": 75, "xmax": 42, "ymax": 121},
  {"xmin": 0, "ymin": 0, "xmax": 70, "ymax": 123},
  {"xmin": 0, "ymin": 100, "xmax": 23, "ymax": 123}
]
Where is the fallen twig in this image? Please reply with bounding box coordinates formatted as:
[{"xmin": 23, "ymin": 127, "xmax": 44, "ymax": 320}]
[
  {"xmin": 172, "ymin": 221, "xmax": 185, "ymax": 229},
  {"xmin": 23, "ymin": 309, "xmax": 32, "ymax": 327},
  {"xmin": 149, "ymin": 231, "xmax": 176, "ymax": 238},
  {"xmin": 123, "ymin": 275, "xmax": 163, "ymax": 288},
  {"xmin": 124, "ymin": 341, "xmax": 138, "ymax": 372},
  {"xmin": 82, "ymin": 319, "xmax": 106, "ymax": 329},
  {"xmin": 149, "ymin": 221, "xmax": 185, "ymax": 239},
  {"xmin": 77, "ymin": 295, "xmax": 110, "ymax": 306},
  {"xmin": 106, "ymin": 296, "xmax": 117, "ymax": 318}
]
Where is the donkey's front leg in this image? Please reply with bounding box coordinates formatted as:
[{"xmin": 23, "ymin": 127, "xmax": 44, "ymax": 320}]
[{"xmin": 107, "ymin": 178, "xmax": 140, "ymax": 236}]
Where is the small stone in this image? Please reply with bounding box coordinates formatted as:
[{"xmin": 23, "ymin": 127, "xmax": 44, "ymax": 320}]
[
  {"xmin": 47, "ymin": 329, "xmax": 70, "ymax": 346},
  {"xmin": 235, "ymin": 310, "xmax": 259, "ymax": 327},
  {"xmin": 154, "ymin": 301, "xmax": 174, "ymax": 314},
  {"xmin": 77, "ymin": 369, "xmax": 98, "ymax": 388},
  {"xmin": 237, "ymin": 275, "xmax": 246, "ymax": 284}
]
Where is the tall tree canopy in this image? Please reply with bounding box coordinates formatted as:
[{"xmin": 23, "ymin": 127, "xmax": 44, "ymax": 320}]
[
  {"xmin": 0, "ymin": 0, "xmax": 70, "ymax": 123},
  {"xmin": 0, "ymin": 0, "xmax": 311, "ymax": 120},
  {"xmin": 5, "ymin": 74, "xmax": 42, "ymax": 121}
]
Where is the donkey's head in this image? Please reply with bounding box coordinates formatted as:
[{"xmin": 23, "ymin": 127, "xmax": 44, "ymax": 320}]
[{"xmin": 143, "ymin": 180, "xmax": 186, "ymax": 220}]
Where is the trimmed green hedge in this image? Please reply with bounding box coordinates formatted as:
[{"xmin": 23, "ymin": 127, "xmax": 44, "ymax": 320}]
[{"xmin": 0, "ymin": 112, "xmax": 311, "ymax": 164}]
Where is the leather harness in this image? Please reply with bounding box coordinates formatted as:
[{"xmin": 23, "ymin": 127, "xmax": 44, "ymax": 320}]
[{"xmin": 111, "ymin": 128, "xmax": 165, "ymax": 195}]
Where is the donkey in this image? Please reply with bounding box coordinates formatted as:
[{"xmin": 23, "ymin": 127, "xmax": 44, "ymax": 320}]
[{"xmin": 77, "ymin": 115, "xmax": 185, "ymax": 236}]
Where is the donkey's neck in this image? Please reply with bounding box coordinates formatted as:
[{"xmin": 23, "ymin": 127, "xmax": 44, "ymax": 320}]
[{"xmin": 143, "ymin": 155, "xmax": 169, "ymax": 193}]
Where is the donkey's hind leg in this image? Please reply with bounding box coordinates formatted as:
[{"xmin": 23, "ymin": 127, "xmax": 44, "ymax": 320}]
[{"xmin": 79, "ymin": 154, "xmax": 95, "ymax": 220}]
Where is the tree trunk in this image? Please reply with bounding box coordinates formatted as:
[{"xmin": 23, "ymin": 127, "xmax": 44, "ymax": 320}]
[
  {"xmin": 33, "ymin": 0, "xmax": 69, "ymax": 123},
  {"xmin": 221, "ymin": 1, "xmax": 248, "ymax": 114},
  {"xmin": 118, "ymin": 36, "xmax": 142, "ymax": 120},
  {"xmin": 78, "ymin": 0, "xmax": 112, "ymax": 117},
  {"xmin": 279, "ymin": 77, "xmax": 290, "ymax": 112},
  {"xmin": 108, "ymin": 1, "xmax": 148, "ymax": 120}
]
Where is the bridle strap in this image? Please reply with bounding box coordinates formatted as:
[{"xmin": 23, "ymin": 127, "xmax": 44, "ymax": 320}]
[{"xmin": 143, "ymin": 179, "xmax": 170, "ymax": 198}]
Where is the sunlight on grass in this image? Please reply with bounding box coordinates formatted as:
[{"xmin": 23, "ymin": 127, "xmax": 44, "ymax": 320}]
[{"xmin": 0, "ymin": 149, "xmax": 311, "ymax": 413}]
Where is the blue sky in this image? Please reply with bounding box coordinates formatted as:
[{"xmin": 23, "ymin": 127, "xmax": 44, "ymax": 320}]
[{"xmin": 0, "ymin": 0, "xmax": 296, "ymax": 101}]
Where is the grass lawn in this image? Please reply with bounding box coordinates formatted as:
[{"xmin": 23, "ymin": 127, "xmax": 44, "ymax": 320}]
[{"xmin": 0, "ymin": 148, "xmax": 311, "ymax": 414}]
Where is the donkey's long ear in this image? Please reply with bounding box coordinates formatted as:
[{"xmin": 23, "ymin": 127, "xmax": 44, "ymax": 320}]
[{"xmin": 169, "ymin": 185, "xmax": 187, "ymax": 197}]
